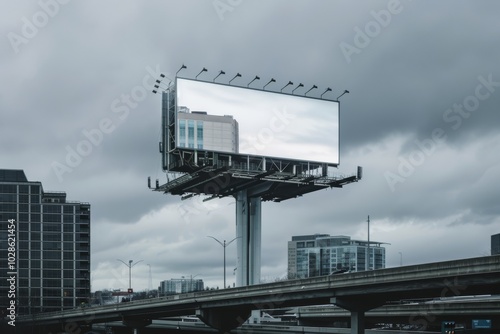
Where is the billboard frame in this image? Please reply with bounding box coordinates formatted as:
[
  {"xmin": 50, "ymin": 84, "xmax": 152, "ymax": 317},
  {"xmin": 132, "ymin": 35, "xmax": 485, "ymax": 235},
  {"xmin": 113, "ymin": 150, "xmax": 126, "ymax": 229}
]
[
  {"xmin": 157, "ymin": 76, "xmax": 359, "ymax": 203},
  {"xmin": 162, "ymin": 76, "xmax": 340, "ymax": 173}
]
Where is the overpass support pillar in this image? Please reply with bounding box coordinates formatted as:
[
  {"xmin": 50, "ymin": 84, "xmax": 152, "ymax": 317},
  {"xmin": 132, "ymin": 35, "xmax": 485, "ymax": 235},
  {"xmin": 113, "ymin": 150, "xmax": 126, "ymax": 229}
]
[
  {"xmin": 197, "ymin": 307, "xmax": 252, "ymax": 332},
  {"xmin": 235, "ymin": 190, "xmax": 261, "ymax": 287},
  {"xmin": 350, "ymin": 310, "xmax": 365, "ymax": 334},
  {"xmin": 122, "ymin": 318, "xmax": 152, "ymax": 334},
  {"xmin": 331, "ymin": 297, "xmax": 385, "ymax": 334}
]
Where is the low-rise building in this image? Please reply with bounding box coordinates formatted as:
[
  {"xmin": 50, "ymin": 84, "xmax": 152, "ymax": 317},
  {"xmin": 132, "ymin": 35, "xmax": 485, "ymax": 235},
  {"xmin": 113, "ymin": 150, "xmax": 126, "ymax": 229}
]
[
  {"xmin": 288, "ymin": 234, "xmax": 386, "ymax": 279},
  {"xmin": 158, "ymin": 277, "xmax": 204, "ymax": 296}
]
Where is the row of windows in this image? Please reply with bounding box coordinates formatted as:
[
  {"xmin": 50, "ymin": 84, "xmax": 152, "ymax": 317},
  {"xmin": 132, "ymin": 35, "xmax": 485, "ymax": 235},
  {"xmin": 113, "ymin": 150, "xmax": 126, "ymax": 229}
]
[
  {"xmin": 1, "ymin": 205, "xmax": 83, "ymax": 215},
  {"xmin": 0, "ymin": 184, "xmax": 40, "ymax": 194},
  {"xmin": 10, "ymin": 298, "xmax": 74, "ymax": 308},
  {"xmin": 14, "ymin": 250, "xmax": 89, "ymax": 261},
  {"xmin": 15, "ymin": 277, "xmax": 89, "ymax": 287},
  {"xmin": 179, "ymin": 120, "xmax": 204, "ymax": 148},
  {"xmin": 12, "ymin": 225, "xmax": 87, "ymax": 235},
  {"xmin": 0, "ymin": 257, "xmax": 89, "ymax": 269},
  {"xmin": 11, "ymin": 283, "xmax": 89, "ymax": 294},
  {"xmin": 0, "ymin": 194, "xmax": 41, "ymax": 203},
  {"xmin": 15, "ymin": 223, "xmax": 84, "ymax": 233},
  {"xmin": 15, "ymin": 288, "xmax": 82, "ymax": 297},
  {"xmin": 0, "ymin": 241, "xmax": 81, "ymax": 253},
  {"xmin": 17, "ymin": 232, "xmax": 90, "ymax": 242}
]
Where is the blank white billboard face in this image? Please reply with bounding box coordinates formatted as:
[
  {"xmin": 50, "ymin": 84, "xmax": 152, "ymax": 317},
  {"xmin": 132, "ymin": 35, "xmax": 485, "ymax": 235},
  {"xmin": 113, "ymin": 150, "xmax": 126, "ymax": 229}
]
[{"xmin": 176, "ymin": 78, "xmax": 340, "ymax": 165}]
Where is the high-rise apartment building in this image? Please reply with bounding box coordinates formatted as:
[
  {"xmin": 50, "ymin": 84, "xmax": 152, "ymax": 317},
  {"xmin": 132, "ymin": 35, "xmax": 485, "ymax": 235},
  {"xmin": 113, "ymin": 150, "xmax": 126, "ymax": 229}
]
[
  {"xmin": 177, "ymin": 106, "xmax": 239, "ymax": 153},
  {"xmin": 492, "ymin": 233, "xmax": 500, "ymax": 255},
  {"xmin": 0, "ymin": 169, "xmax": 90, "ymax": 315},
  {"xmin": 288, "ymin": 234, "xmax": 386, "ymax": 279},
  {"xmin": 158, "ymin": 278, "xmax": 204, "ymax": 296}
]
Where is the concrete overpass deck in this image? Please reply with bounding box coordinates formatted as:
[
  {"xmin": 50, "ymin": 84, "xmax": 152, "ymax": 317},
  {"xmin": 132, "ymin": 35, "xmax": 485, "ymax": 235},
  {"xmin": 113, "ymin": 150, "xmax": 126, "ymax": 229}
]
[{"xmin": 15, "ymin": 255, "xmax": 500, "ymax": 334}]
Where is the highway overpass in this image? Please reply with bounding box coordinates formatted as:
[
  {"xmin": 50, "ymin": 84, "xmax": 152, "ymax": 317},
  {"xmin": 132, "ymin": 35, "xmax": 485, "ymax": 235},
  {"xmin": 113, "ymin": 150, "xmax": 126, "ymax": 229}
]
[
  {"xmin": 295, "ymin": 295, "xmax": 500, "ymax": 329},
  {"xmin": 15, "ymin": 255, "xmax": 500, "ymax": 334}
]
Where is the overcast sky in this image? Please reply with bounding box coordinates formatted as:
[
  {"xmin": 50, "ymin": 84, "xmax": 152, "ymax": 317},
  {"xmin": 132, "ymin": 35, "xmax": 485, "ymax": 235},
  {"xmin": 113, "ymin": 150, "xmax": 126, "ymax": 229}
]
[{"xmin": 1, "ymin": 1, "xmax": 500, "ymax": 292}]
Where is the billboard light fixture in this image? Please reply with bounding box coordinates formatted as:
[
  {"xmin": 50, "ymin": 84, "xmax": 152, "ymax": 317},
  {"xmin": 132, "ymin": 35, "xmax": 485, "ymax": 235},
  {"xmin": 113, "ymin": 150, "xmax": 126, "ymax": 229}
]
[
  {"xmin": 247, "ymin": 75, "xmax": 260, "ymax": 87},
  {"xmin": 263, "ymin": 78, "xmax": 276, "ymax": 90},
  {"xmin": 213, "ymin": 70, "xmax": 226, "ymax": 82},
  {"xmin": 152, "ymin": 73, "xmax": 174, "ymax": 94},
  {"xmin": 337, "ymin": 90, "xmax": 350, "ymax": 100},
  {"xmin": 176, "ymin": 64, "xmax": 187, "ymax": 76},
  {"xmin": 203, "ymin": 195, "xmax": 218, "ymax": 202},
  {"xmin": 321, "ymin": 87, "xmax": 332, "ymax": 99},
  {"xmin": 152, "ymin": 81, "xmax": 171, "ymax": 94},
  {"xmin": 292, "ymin": 83, "xmax": 304, "ymax": 94},
  {"xmin": 281, "ymin": 81, "xmax": 294, "ymax": 92},
  {"xmin": 181, "ymin": 193, "xmax": 196, "ymax": 201},
  {"xmin": 229, "ymin": 73, "xmax": 242, "ymax": 85},
  {"xmin": 305, "ymin": 85, "xmax": 318, "ymax": 96},
  {"xmin": 195, "ymin": 67, "xmax": 208, "ymax": 79}
]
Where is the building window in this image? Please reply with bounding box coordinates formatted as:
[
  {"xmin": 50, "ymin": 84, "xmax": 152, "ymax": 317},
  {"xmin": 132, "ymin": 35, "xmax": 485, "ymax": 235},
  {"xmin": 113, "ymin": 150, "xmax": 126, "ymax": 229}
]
[
  {"xmin": 43, "ymin": 205, "xmax": 61, "ymax": 214},
  {"xmin": 0, "ymin": 184, "xmax": 17, "ymax": 193},
  {"xmin": 188, "ymin": 120, "xmax": 194, "ymax": 147},
  {"xmin": 0, "ymin": 194, "xmax": 17, "ymax": 202}
]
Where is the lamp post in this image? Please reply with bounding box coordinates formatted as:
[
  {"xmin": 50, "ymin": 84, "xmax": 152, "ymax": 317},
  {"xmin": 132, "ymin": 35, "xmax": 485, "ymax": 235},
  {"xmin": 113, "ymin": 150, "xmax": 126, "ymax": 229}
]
[
  {"xmin": 207, "ymin": 236, "xmax": 239, "ymax": 288},
  {"xmin": 117, "ymin": 259, "xmax": 144, "ymax": 292},
  {"xmin": 147, "ymin": 264, "xmax": 152, "ymax": 295}
]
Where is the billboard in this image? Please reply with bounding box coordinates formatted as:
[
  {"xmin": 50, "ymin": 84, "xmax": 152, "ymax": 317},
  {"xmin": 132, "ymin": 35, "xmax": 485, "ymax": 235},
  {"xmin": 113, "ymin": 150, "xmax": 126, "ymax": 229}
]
[{"xmin": 162, "ymin": 77, "xmax": 340, "ymax": 172}]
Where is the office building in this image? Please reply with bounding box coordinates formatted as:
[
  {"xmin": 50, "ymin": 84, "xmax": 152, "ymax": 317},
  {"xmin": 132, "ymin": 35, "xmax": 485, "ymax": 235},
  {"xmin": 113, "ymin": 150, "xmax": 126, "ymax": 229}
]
[
  {"xmin": 158, "ymin": 277, "xmax": 204, "ymax": 296},
  {"xmin": 492, "ymin": 233, "xmax": 500, "ymax": 255},
  {"xmin": 177, "ymin": 106, "xmax": 239, "ymax": 153},
  {"xmin": 288, "ymin": 234, "xmax": 386, "ymax": 279},
  {"xmin": 0, "ymin": 169, "xmax": 90, "ymax": 314}
]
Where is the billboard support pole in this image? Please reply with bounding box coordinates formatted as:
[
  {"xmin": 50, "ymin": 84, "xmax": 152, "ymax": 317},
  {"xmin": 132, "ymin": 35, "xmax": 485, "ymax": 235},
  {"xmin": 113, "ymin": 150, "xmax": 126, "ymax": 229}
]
[{"xmin": 235, "ymin": 190, "xmax": 262, "ymax": 286}]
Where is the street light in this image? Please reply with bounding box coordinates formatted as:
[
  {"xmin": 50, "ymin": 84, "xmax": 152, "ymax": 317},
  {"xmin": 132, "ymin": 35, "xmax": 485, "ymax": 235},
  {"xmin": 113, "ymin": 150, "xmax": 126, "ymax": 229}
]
[
  {"xmin": 117, "ymin": 259, "xmax": 144, "ymax": 291},
  {"xmin": 147, "ymin": 264, "xmax": 152, "ymax": 295},
  {"xmin": 207, "ymin": 236, "xmax": 239, "ymax": 288}
]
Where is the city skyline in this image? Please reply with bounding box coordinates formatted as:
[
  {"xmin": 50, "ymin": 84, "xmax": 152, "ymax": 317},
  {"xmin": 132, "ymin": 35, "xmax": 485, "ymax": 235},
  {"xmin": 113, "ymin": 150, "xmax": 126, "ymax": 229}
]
[{"xmin": 1, "ymin": 1, "xmax": 500, "ymax": 292}]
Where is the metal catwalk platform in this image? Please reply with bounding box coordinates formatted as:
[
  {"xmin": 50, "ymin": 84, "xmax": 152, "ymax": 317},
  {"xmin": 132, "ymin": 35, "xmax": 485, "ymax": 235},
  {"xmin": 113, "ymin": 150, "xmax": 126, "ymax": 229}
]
[{"xmin": 153, "ymin": 155, "xmax": 361, "ymax": 286}]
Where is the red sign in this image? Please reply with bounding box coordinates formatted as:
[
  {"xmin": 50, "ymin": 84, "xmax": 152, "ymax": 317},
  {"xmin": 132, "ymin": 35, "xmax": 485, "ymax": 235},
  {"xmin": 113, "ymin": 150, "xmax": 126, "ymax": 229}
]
[{"xmin": 127, "ymin": 288, "xmax": 133, "ymax": 293}]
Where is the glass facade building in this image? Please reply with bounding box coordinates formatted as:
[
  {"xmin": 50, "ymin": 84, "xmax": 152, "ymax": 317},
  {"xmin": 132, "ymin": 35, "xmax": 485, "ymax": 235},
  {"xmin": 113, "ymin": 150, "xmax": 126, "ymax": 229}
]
[
  {"xmin": 158, "ymin": 278, "xmax": 204, "ymax": 296},
  {"xmin": 0, "ymin": 169, "xmax": 90, "ymax": 315},
  {"xmin": 177, "ymin": 107, "xmax": 239, "ymax": 153},
  {"xmin": 288, "ymin": 234, "xmax": 386, "ymax": 279},
  {"xmin": 492, "ymin": 233, "xmax": 500, "ymax": 255}
]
